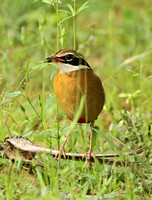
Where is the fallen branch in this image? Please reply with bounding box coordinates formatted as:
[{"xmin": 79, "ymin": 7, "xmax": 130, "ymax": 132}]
[{"xmin": 0, "ymin": 136, "xmax": 145, "ymax": 167}]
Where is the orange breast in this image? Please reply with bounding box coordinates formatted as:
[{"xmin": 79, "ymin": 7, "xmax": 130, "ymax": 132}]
[{"xmin": 53, "ymin": 69, "xmax": 105, "ymax": 123}]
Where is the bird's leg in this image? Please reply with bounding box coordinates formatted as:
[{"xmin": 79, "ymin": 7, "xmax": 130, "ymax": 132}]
[
  {"xmin": 55, "ymin": 129, "xmax": 71, "ymax": 160},
  {"xmin": 82, "ymin": 122, "xmax": 95, "ymax": 166}
]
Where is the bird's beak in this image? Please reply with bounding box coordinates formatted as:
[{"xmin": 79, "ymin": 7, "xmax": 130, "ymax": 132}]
[{"xmin": 44, "ymin": 55, "xmax": 64, "ymax": 63}]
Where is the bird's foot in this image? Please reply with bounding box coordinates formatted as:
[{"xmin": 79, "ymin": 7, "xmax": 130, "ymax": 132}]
[
  {"xmin": 82, "ymin": 149, "xmax": 95, "ymax": 166},
  {"xmin": 54, "ymin": 147, "xmax": 66, "ymax": 160}
]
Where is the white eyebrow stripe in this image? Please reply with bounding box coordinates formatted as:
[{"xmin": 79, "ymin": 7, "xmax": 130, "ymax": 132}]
[{"xmin": 57, "ymin": 53, "xmax": 80, "ymax": 58}]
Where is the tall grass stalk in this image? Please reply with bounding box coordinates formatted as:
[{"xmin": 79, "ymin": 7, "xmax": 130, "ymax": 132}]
[
  {"xmin": 21, "ymin": 94, "xmax": 40, "ymax": 119},
  {"xmin": 0, "ymin": 96, "xmax": 4, "ymax": 141},
  {"xmin": 42, "ymin": 69, "xmax": 46, "ymax": 130},
  {"xmin": 56, "ymin": 0, "xmax": 59, "ymax": 50},
  {"xmin": 56, "ymin": 0, "xmax": 60, "ymax": 150},
  {"xmin": 73, "ymin": 0, "xmax": 76, "ymax": 49},
  {"xmin": 109, "ymin": 7, "xmax": 115, "ymax": 68},
  {"xmin": 139, "ymin": 59, "xmax": 143, "ymax": 115}
]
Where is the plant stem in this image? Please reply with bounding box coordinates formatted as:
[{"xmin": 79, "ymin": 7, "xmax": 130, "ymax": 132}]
[
  {"xmin": 42, "ymin": 69, "xmax": 46, "ymax": 130},
  {"xmin": 56, "ymin": 102, "xmax": 60, "ymax": 150},
  {"xmin": 21, "ymin": 94, "xmax": 40, "ymax": 119},
  {"xmin": 0, "ymin": 96, "xmax": 4, "ymax": 141},
  {"xmin": 56, "ymin": 0, "xmax": 60, "ymax": 150},
  {"xmin": 73, "ymin": 0, "xmax": 76, "ymax": 50},
  {"xmin": 139, "ymin": 60, "xmax": 143, "ymax": 115},
  {"xmin": 56, "ymin": 0, "xmax": 59, "ymax": 50}
]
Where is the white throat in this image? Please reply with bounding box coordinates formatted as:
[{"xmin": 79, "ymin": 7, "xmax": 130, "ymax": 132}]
[{"xmin": 56, "ymin": 62, "xmax": 89, "ymax": 73}]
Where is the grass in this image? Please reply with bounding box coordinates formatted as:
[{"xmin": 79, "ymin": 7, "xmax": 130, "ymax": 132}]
[{"xmin": 0, "ymin": 0, "xmax": 152, "ymax": 199}]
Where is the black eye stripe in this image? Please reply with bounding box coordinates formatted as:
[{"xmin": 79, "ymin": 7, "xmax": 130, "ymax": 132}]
[
  {"xmin": 58, "ymin": 55, "xmax": 91, "ymax": 69},
  {"xmin": 65, "ymin": 54, "xmax": 75, "ymax": 60}
]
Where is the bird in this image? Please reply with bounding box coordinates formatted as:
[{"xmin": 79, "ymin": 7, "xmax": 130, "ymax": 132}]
[{"xmin": 44, "ymin": 49, "xmax": 105, "ymax": 165}]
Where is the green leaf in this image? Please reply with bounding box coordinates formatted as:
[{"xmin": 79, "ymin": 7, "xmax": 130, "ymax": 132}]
[
  {"xmin": 41, "ymin": 0, "xmax": 61, "ymax": 4},
  {"xmin": 22, "ymin": 60, "xmax": 30, "ymax": 73},
  {"xmin": 92, "ymin": 128, "xmax": 98, "ymax": 149},
  {"xmin": 34, "ymin": 133, "xmax": 56, "ymax": 138},
  {"xmin": 32, "ymin": 62, "xmax": 47, "ymax": 70},
  {"xmin": 42, "ymin": 0, "xmax": 52, "ymax": 4},
  {"xmin": 17, "ymin": 157, "xmax": 23, "ymax": 170},
  {"xmin": 132, "ymin": 89, "xmax": 140, "ymax": 97},
  {"xmin": 25, "ymin": 116, "xmax": 30, "ymax": 121},
  {"xmin": 61, "ymin": 27, "xmax": 65, "ymax": 35},
  {"xmin": 110, "ymin": 135, "xmax": 150, "ymax": 171},
  {"xmin": 67, "ymin": 4, "xmax": 74, "ymax": 14},
  {"xmin": 45, "ymin": 95, "xmax": 52, "ymax": 109},
  {"xmin": 93, "ymin": 129, "xmax": 124, "ymax": 159},
  {"xmin": 6, "ymin": 91, "xmax": 21, "ymax": 98},
  {"xmin": 72, "ymin": 95, "xmax": 85, "ymax": 125},
  {"xmin": 25, "ymin": 60, "xmax": 30, "ymax": 72},
  {"xmin": 23, "ymin": 131, "xmax": 33, "ymax": 137},
  {"xmin": 76, "ymin": 1, "xmax": 89, "ymax": 15},
  {"xmin": 119, "ymin": 93, "xmax": 129, "ymax": 98},
  {"xmin": 36, "ymin": 168, "xmax": 45, "ymax": 188},
  {"xmin": 59, "ymin": 9, "xmax": 71, "ymax": 14},
  {"xmin": 50, "ymin": 69, "xmax": 57, "ymax": 81},
  {"xmin": 20, "ymin": 104, "xmax": 26, "ymax": 113},
  {"xmin": 58, "ymin": 15, "xmax": 72, "ymax": 25}
]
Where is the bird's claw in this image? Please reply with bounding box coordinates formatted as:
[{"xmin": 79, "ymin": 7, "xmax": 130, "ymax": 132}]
[{"xmin": 82, "ymin": 149, "xmax": 95, "ymax": 166}]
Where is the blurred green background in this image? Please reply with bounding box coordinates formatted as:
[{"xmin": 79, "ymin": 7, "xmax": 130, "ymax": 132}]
[
  {"xmin": 0, "ymin": 0, "xmax": 152, "ymax": 198},
  {"xmin": 1, "ymin": 0, "xmax": 152, "ymax": 133},
  {"xmin": 0, "ymin": 0, "xmax": 152, "ymax": 149}
]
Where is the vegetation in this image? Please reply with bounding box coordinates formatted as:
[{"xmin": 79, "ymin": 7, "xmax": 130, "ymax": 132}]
[{"xmin": 0, "ymin": 0, "xmax": 152, "ymax": 199}]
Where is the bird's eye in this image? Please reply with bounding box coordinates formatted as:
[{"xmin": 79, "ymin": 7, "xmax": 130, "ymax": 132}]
[{"xmin": 65, "ymin": 54, "xmax": 75, "ymax": 60}]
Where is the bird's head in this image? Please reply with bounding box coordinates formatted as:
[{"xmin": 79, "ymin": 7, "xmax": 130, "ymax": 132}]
[{"xmin": 44, "ymin": 49, "xmax": 91, "ymax": 73}]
